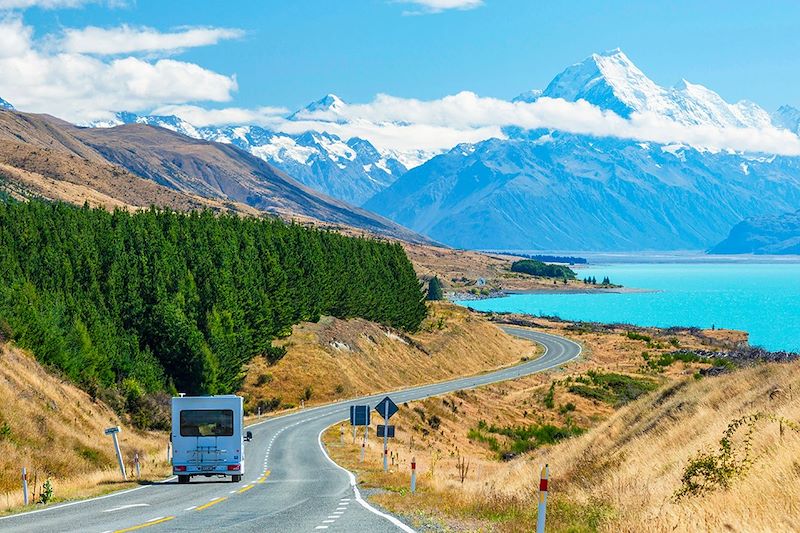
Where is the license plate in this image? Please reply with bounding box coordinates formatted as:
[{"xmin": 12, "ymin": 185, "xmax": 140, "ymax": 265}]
[{"xmin": 200, "ymin": 465, "xmax": 216, "ymax": 471}]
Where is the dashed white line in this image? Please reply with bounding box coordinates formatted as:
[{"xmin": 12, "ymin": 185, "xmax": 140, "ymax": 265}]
[{"xmin": 184, "ymin": 506, "xmax": 197, "ymax": 511}]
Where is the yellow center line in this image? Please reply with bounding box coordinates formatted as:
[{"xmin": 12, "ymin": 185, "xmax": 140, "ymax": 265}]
[
  {"xmin": 237, "ymin": 484, "xmax": 255, "ymax": 494},
  {"xmin": 195, "ymin": 497, "xmax": 228, "ymax": 511},
  {"xmin": 257, "ymin": 470, "xmax": 271, "ymax": 484},
  {"xmin": 113, "ymin": 516, "xmax": 175, "ymax": 533}
]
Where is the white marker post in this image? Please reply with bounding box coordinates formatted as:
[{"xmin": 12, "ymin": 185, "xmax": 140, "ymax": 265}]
[
  {"xmin": 134, "ymin": 452, "xmax": 141, "ymax": 479},
  {"xmin": 340, "ymin": 425, "xmax": 344, "ymax": 444},
  {"xmin": 21, "ymin": 467, "xmax": 29, "ymax": 505},
  {"xmin": 410, "ymin": 457, "xmax": 416, "ymax": 494},
  {"xmin": 536, "ymin": 464, "xmax": 549, "ymax": 533},
  {"xmin": 105, "ymin": 426, "xmax": 127, "ymax": 481}
]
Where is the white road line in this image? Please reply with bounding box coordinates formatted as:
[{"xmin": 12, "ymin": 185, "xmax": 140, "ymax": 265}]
[
  {"xmin": 318, "ymin": 428, "xmax": 416, "ymax": 533},
  {"xmin": 184, "ymin": 506, "xmax": 197, "ymax": 511},
  {"xmin": 102, "ymin": 503, "xmax": 150, "ymax": 513},
  {"xmin": 315, "ymin": 527, "xmax": 328, "ymax": 530}
]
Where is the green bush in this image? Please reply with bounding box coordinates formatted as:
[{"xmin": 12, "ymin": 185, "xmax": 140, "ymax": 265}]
[{"xmin": 510, "ymin": 260, "xmax": 576, "ymax": 279}]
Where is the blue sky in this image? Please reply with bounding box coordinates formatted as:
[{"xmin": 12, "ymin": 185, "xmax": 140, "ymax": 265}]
[{"xmin": 16, "ymin": 0, "xmax": 800, "ymax": 112}]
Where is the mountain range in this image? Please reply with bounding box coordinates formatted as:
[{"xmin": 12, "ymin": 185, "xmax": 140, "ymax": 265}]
[
  {"xmin": 366, "ymin": 49, "xmax": 800, "ymax": 250},
  {"xmin": 88, "ymin": 96, "xmax": 411, "ymax": 206},
  {"xmin": 7, "ymin": 48, "xmax": 800, "ymax": 252}
]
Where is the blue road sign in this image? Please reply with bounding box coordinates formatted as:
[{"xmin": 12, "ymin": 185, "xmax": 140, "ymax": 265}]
[
  {"xmin": 374, "ymin": 396, "xmax": 398, "ymax": 419},
  {"xmin": 349, "ymin": 405, "xmax": 371, "ymax": 426},
  {"xmin": 377, "ymin": 424, "xmax": 395, "ymax": 438}
]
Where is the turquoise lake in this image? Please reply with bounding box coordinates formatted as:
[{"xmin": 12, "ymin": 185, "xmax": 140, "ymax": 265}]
[{"xmin": 457, "ymin": 263, "xmax": 800, "ymax": 353}]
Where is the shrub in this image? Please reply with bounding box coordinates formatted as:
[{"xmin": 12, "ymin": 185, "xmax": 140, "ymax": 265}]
[{"xmin": 543, "ymin": 382, "xmax": 555, "ymax": 409}]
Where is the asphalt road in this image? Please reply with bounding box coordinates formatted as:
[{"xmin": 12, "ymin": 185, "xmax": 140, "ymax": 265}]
[{"xmin": 0, "ymin": 327, "xmax": 580, "ymax": 533}]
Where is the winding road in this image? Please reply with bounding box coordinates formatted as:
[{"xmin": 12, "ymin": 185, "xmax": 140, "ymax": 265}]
[{"xmin": 0, "ymin": 327, "xmax": 580, "ymax": 533}]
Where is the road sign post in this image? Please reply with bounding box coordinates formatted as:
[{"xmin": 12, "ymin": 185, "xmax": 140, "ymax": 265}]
[
  {"xmin": 374, "ymin": 396, "xmax": 398, "ymax": 472},
  {"xmin": 105, "ymin": 426, "xmax": 126, "ymax": 481}
]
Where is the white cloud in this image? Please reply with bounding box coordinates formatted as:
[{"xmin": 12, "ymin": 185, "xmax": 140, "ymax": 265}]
[
  {"xmin": 61, "ymin": 25, "xmax": 244, "ymax": 55},
  {"xmin": 152, "ymin": 104, "xmax": 288, "ymax": 127},
  {"xmin": 0, "ymin": 0, "xmax": 112, "ymax": 9},
  {"xmin": 0, "ymin": 16, "xmax": 238, "ymax": 122},
  {"xmin": 287, "ymin": 91, "xmax": 800, "ymax": 156},
  {"xmin": 396, "ymin": 0, "xmax": 483, "ymax": 14}
]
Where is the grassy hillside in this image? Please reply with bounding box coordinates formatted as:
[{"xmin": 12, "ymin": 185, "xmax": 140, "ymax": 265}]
[
  {"xmin": 241, "ymin": 303, "xmax": 540, "ymax": 411},
  {"xmin": 322, "ymin": 320, "xmax": 797, "ymax": 531},
  {"xmin": 0, "ymin": 342, "xmax": 168, "ymax": 512}
]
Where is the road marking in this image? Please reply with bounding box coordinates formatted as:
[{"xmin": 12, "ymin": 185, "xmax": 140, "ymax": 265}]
[
  {"xmin": 315, "ymin": 527, "xmax": 328, "ymax": 530},
  {"xmin": 195, "ymin": 497, "xmax": 227, "ymax": 511},
  {"xmin": 183, "ymin": 506, "xmax": 197, "ymax": 511},
  {"xmin": 237, "ymin": 484, "xmax": 255, "ymax": 494},
  {"xmin": 102, "ymin": 503, "xmax": 150, "ymax": 513},
  {"xmin": 318, "ymin": 428, "xmax": 416, "ymax": 533},
  {"xmin": 113, "ymin": 516, "xmax": 175, "ymax": 533}
]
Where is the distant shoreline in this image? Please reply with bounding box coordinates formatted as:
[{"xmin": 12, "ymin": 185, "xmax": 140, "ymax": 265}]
[{"xmin": 450, "ymin": 285, "xmax": 655, "ymax": 301}]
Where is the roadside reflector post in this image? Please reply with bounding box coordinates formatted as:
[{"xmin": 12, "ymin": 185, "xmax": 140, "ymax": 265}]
[
  {"xmin": 21, "ymin": 467, "xmax": 28, "ymax": 506},
  {"xmin": 536, "ymin": 464, "xmax": 549, "ymax": 533},
  {"xmin": 166, "ymin": 442, "xmax": 172, "ymax": 464},
  {"xmin": 134, "ymin": 452, "xmax": 141, "ymax": 479},
  {"xmin": 340, "ymin": 424, "xmax": 344, "ymax": 444},
  {"xmin": 105, "ymin": 426, "xmax": 127, "ymax": 481},
  {"xmin": 410, "ymin": 457, "xmax": 416, "ymax": 493},
  {"xmin": 360, "ymin": 440, "xmax": 365, "ymax": 462}
]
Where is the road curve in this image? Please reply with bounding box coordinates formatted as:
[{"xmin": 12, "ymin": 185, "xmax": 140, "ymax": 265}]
[{"xmin": 0, "ymin": 327, "xmax": 580, "ymax": 533}]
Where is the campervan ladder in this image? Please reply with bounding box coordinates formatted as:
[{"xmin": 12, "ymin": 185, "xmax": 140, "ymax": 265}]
[{"xmin": 190, "ymin": 444, "xmax": 228, "ymax": 471}]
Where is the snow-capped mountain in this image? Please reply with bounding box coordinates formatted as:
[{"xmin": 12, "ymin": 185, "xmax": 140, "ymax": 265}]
[
  {"xmin": 368, "ymin": 50, "xmax": 800, "ymax": 250},
  {"xmin": 90, "ymin": 99, "xmax": 408, "ymax": 206},
  {"xmin": 537, "ymin": 48, "xmax": 773, "ymax": 128},
  {"xmin": 0, "ymin": 97, "xmax": 14, "ymax": 110}
]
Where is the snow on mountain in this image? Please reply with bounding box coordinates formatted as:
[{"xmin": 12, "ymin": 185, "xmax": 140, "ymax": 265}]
[
  {"xmin": 288, "ymin": 93, "xmax": 347, "ymax": 121},
  {"xmin": 0, "ymin": 97, "xmax": 14, "ymax": 110},
  {"xmin": 539, "ymin": 48, "xmax": 772, "ymax": 128}
]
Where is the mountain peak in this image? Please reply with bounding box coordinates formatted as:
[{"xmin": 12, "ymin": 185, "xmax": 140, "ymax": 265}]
[
  {"xmin": 0, "ymin": 97, "xmax": 14, "ymax": 111},
  {"xmin": 542, "ymin": 48, "xmax": 654, "ymax": 117}
]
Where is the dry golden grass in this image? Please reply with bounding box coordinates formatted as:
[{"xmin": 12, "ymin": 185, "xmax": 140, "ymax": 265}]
[
  {"xmin": 0, "ymin": 342, "xmax": 169, "ymax": 513},
  {"xmin": 241, "ymin": 303, "xmax": 540, "ymax": 412},
  {"xmin": 323, "ymin": 322, "xmax": 797, "ymax": 532}
]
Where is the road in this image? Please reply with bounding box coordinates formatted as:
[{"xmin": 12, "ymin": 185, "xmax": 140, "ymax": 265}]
[{"xmin": 0, "ymin": 327, "xmax": 580, "ymax": 533}]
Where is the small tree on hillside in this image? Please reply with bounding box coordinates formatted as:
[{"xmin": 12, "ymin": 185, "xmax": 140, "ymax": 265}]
[{"xmin": 427, "ymin": 276, "xmax": 444, "ymax": 301}]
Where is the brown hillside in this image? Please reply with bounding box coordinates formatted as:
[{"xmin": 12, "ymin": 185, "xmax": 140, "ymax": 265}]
[
  {"xmin": 0, "ymin": 109, "xmax": 430, "ymax": 243},
  {"xmin": 0, "ymin": 342, "xmax": 168, "ymax": 512}
]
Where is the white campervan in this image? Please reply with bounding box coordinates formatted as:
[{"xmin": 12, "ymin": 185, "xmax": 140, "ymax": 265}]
[{"xmin": 171, "ymin": 395, "xmax": 251, "ymax": 484}]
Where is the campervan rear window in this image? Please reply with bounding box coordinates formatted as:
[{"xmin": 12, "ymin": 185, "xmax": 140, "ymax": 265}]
[{"xmin": 180, "ymin": 409, "xmax": 234, "ymax": 437}]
